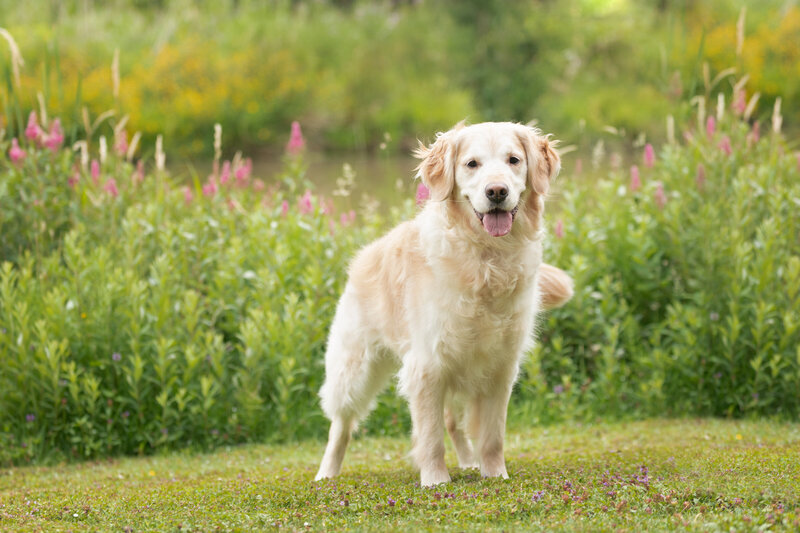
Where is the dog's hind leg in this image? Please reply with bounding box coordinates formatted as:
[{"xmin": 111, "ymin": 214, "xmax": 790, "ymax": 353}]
[
  {"xmin": 316, "ymin": 414, "xmax": 354, "ymax": 480},
  {"xmin": 445, "ymin": 400, "xmax": 477, "ymax": 469}
]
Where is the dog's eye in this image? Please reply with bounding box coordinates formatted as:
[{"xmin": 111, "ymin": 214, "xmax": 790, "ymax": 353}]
[
  {"xmin": 466, "ymin": 160, "xmax": 478, "ymax": 168},
  {"xmin": 509, "ymin": 156, "xmax": 521, "ymax": 165}
]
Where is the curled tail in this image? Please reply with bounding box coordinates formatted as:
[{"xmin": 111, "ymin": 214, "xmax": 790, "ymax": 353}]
[{"xmin": 538, "ymin": 263, "xmax": 574, "ymax": 310}]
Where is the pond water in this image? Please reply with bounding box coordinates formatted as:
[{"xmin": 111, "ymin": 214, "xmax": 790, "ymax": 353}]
[
  {"xmin": 177, "ymin": 150, "xmax": 592, "ymax": 213},
  {"xmin": 179, "ymin": 152, "xmax": 421, "ymax": 210}
]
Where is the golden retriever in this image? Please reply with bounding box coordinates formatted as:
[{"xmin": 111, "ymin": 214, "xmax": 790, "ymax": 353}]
[{"xmin": 315, "ymin": 121, "xmax": 572, "ymax": 486}]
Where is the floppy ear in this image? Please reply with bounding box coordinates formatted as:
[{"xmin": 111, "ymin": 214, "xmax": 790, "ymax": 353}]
[
  {"xmin": 520, "ymin": 126, "xmax": 561, "ymax": 197},
  {"xmin": 414, "ymin": 129, "xmax": 457, "ymax": 202}
]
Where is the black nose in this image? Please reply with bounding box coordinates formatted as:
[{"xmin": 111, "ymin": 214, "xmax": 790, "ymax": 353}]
[{"xmin": 485, "ymin": 183, "xmax": 509, "ymax": 203}]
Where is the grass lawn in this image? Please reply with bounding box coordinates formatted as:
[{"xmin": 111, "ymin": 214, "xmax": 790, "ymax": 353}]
[{"xmin": 1, "ymin": 419, "xmax": 799, "ymax": 531}]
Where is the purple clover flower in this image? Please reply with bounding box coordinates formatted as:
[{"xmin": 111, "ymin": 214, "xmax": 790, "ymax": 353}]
[
  {"xmin": 25, "ymin": 413, "xmax": 35, "ymax": 423},
  {"xmin": 531, "ymin": 490, "xmax": 545, "ymax": 502},
  {"xmin": 112, "ymin": 352, "xmax": 122, "ymax": 362}
]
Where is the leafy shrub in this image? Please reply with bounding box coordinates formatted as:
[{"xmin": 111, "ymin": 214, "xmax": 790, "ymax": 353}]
[
  {"xmin": 0, "ymin": 118, "xmax": 413, "ymax": 464},
  {"xmin": 520, "ymin": 94, "xmax": 800, "ymax": 422},
  {"xmin": 2, "ymin": 85, "xmax": 799, "ymax": 465}
]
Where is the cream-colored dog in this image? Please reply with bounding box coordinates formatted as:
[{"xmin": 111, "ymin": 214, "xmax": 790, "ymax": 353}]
[{"xmin": 315, "ymin": 122, "xmax": 572, "ymax": 487}]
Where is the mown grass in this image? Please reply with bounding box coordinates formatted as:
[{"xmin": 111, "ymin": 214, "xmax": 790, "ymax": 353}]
[{"xmin": 2, "ymin": 419, "xmax": 798, "ymax": 531}]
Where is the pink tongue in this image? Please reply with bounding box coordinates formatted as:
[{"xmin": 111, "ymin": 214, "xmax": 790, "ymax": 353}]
[{"xmin": 482, "ymin": 210, "xmax": 513, "ymax": 237}]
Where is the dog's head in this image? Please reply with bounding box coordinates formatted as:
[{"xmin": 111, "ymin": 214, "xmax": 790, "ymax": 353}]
[{"xmin": 415, "ymin": 122, "xmax": 560, "ymax": 237}]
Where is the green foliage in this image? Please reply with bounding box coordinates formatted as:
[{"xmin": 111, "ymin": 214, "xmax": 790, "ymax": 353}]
[
  {"xmin": 1, "ymin": 82, "xmax": 799, "ymax": 465},
  {"xmin": 0, "ymin": 122, "xmax": 413, "ymax": 463},
  {"xmin": 522, "ymin": 96, "xmax": 800, "ymax": 421}
]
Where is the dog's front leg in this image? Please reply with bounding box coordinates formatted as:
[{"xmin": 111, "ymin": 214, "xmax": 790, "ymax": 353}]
[
  {"xmin": 404, "ymin": 368, "xmax": 450, "ymax": 487},
  {"xmin": 473, "ymin": 383, "xmax": 513, "ymax": 479}
]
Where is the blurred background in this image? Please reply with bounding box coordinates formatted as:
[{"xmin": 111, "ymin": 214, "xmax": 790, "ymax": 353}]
[{"xmin": 2, "ymin": 0, "xmax": 798, "ymax": 188}]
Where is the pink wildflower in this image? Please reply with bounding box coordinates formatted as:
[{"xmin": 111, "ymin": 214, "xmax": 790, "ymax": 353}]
[
  {"xmin": 320, "ymin": 198, "xmax": 334, "ymax": 216},
  {"xmin": 719, "ymin": 136, "xmax": 732, "ymax": 156},
  {"xmin": 643, "ymin": 143, "xmax": 655, "ymax": 168},
  {"xmin": 630, "ymin": 165, "xmax": 641, "ymax": 192},
  {"xmin": 202, "ymin": 178, "xmax": 218, "ymax": 197},
  {"xmin": 220, "ymin": 161, "xmax": 231, "ymax": 185},
  {"xmin": 732, "ymin": 89, "xmax": 746, "ymax": 115},
  {"xmin": 654, "ymin": 181, "xmax": 667, "ymax": 209},
  {"xmin": 415, "ymin": 182, "xmax": 430, "ymax": 206},
  {"xmin": 8, "ymin": 138, "xmax": 26, "ymax": 164},
  {"xmin": 134, "ymin": 160, "xmax": 145, "ymax": 184},
  {"xmin": 68, "ymin": 171, "xmax": 80, "ymax": 188},
  {"xmin": 705, "ymin": 116, "xmax": 716, "ymax": 138},
  {"xmin": 115, "ymin": 131, "xmax": 128, "ymax": 157},
  {"xmin": 183, "ymin": 186, "xmax": 194, "ymax": 204},
  {"xmin": 298, "ymin": 189, "xmax": 313, "ymax": 214},
  {"xmin": 44, "ymin": 119, "xmax": 64, "ymax": 152},
  {"xmin": 287, "ymin": 121, "xmax": 305, "ymax": 155},
  {"xmin": 340, "ymin": 210, "xmax": 356, "ymax": 227},
  {"xmin": 281, "ymin": 200, "xmax": 289, "ymax": 217},
  {"xmin": 104, "ymin": 178, "xmax": 119, "ymax": 198},
  {"xmin": 695, "ymin": 163, "xmax": 706, "ymax": 190},
  {"xmin": 25, "ymin": 111, "xmax": 41, "ymax": 142},
  {"xmin": 235, "ymin": 158, "xmax": 252, "ymax": 184},
  {"xmin": 91, "ymin": 159, "xmax": 100, "ymax": 185},
  {"xmin": 554, "ymin": 219, "xmax": 564, "ymax": 239}
]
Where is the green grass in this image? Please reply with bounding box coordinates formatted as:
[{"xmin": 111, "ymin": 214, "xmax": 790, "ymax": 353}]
[{"xmin": 2, "ymin": 419, "xmax": 798, "ymax": 531}]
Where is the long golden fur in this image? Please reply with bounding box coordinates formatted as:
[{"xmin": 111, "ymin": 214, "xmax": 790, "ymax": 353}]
[{"xmin": 316, "ymin": 122, "xmax": 572, "ymax": 486}]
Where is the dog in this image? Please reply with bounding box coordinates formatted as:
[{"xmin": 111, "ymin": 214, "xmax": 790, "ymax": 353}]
[{"xmin": 315, "ymin": 121, "xmax": 572, "ymax": 486}]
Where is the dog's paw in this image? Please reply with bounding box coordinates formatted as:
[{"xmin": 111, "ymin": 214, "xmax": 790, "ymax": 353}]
[{"xmin": 420, "ymin": 469, "xmax": 451, "ymax": 487}]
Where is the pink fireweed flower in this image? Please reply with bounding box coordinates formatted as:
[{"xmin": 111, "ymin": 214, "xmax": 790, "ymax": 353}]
[
  {"xmin": 643, "ymin": 143, "xmax": 655, "ymax": 168},
  {"xmin": 90, "ymin": 159, "xmax": 100, "ymax": 184},
  {"xmin": 286, "ymin": 121, "xmax": 305, "ymax": 155},
  {"xmin": 115, "ymin": 131, "xmax": 128, "ymax": 157},
  {"xmin": 554, "ymin": 219, "xmax": 565, "ymax": 239},
  {"xmin": 183, "ymin": 186, "xmax": 194, "ymax": 204},
  {"xmin": 340, "ymin": 210, "xmax": 356, "ymax": 226},
  {"xmin": 719, "ymin": 135, "xmax": 732, "ymax": 156},
  {"xmin": 8, "ymin": 138, "xmax": 25, "ymax": 164},
  {"xmin": 281, "ymin": 200, "xmax": 289, "ymax": 217},
  {"xmin": 732, "ymin": 89, "xmax": 747, "ymax": 115},
  {"xmin": 415, "ymin": 182, "xmax": 430, "ymax": 206},
  {"xmin": 705, "ymin": 116, "xmax": 716, "ymax": 138},
  {"xmin": 44, "ymin": 119, "xmax": 64, "ymax": 152},
  {"xmin": 235, "ymin": 158, "xmax": 253, "ymax": 184},
  {"xmin": 104, "ymin": 178, "xmax": 119, "ymax": 198},
  {"xmin": 202, "ymin": 178, "xmax": 218, "ymax": 197},
  {"xmin": 220, "ymin": 161, "xmax": 231, "ymax": 185},
  {"xmin": 654, "ymin": 181, "xmax": 667, "ymax": 209},
  {"xmin": 298, "ymin": 189, "xmax": 313, "ymax": 214},
  {"xmin": 630, "ymin": 165, "xmax": 641, "ymax": 192},
  {"xmin": 695, "ymin": 163, "xmax": 706, "ymax": 190},
  {"xmin": 25, "ymin": 111, "xmax": 41, "ymax": 142}
]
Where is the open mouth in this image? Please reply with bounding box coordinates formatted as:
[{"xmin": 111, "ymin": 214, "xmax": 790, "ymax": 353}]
[{"xmin": 474, "ymin": 205, "xmax": 519, "ymax": 237}]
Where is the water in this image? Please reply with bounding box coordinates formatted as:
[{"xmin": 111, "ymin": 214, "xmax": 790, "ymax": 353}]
[{"xmin": 180, "ymin": 152, "xmax": 421, "ymax": 210}]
